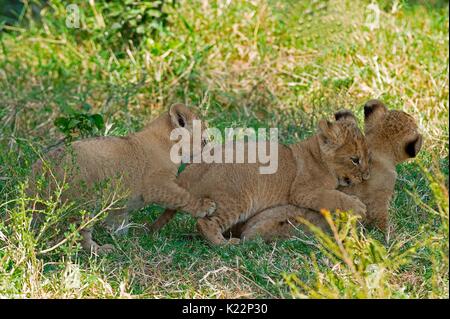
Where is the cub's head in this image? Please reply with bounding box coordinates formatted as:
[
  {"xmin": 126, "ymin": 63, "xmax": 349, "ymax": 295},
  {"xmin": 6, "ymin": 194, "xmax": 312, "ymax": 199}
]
[
  {"xmin": 168, "ymin": 103, "xmax": 208, "ymax": 161},
  {"xmin": 363, "ymin": 99, "xmax": 422, "ymax": 163},
  {"xmin": 317, "ymin": 110, "xmax": 370, "ymax": 186}
]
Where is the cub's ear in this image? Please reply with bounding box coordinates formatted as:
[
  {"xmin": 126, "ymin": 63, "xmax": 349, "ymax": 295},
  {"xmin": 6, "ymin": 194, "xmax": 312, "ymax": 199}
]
[
  {"xmin": 363, "ymin": 99, "xmax": 388, "ymax": 132},
  {"xmin": 169, "ymin": 103, "xmax": 192, "ymax": 128},
  {"xmin": 405, "ymin": 134, "xmax": 423, "ymax": 158},
  {"xmin": 318, "ymin": 119, "xmax": 339, "ymax": 145},
  {"xmin": 334, "ymin": 110, "xmax": 357, "ymax": 124}
]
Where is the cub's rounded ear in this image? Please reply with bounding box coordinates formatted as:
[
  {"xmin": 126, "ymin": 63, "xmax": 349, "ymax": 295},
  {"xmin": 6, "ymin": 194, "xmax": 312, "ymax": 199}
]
[
  {"xmin": 363, "ymin": 99, "xmax": 388, "ymax": 132},
  {"xmin": 318, "ymin": 119, "xmax": 339, "ymax": 145},
  {"xmin": 334, "ymin": 110, "xmax": 357, "ymax": 124},
  {"xmin": 169, "ymin": 103, "xmax": 191, "ymax": 128},
  {"xmin": 405, "ymin": 134, "xmax": 423, "ymax": 158}
]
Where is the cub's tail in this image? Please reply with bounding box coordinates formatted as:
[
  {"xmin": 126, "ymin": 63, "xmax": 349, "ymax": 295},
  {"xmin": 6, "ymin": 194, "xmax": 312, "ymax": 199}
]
[{"xmin": 146, "ymin": 209, "xmax": 177, "ymax": 233}]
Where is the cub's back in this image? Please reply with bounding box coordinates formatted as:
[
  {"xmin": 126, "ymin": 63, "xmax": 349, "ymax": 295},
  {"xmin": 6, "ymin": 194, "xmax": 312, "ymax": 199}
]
[
  {"xmin": 177, "ymin": 143, "xmax": 296, "ymax": 207},
  {"xmin": 28, "ymin": 136, "xmax": 142, "ymax": 201}
]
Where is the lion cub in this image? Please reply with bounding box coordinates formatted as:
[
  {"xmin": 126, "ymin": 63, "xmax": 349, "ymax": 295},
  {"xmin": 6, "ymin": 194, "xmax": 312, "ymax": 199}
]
[
  {"xmin": 233, "ymin": 100, "xmax": 423, "ymax": 241},
  {"xmin": 151, "ymin": 111, "xmax": 370, "ymax": 245},
  {"xmin": 28, "ymin": 103, "xmax": 215, "ymax": 253}
]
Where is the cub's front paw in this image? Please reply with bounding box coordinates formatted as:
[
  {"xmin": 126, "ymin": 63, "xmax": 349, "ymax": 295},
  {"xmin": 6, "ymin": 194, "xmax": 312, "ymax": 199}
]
[
  {"xmin": 195, "ymin": 198, "xmax": 216, "ymax": 218},
  {"xmin": 346, "ymin": 195, "xmax": 367, "ymax": 218}
]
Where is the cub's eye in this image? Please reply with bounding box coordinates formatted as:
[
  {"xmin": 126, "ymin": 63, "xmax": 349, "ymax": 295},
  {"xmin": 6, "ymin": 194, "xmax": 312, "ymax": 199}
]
[{"xmin": 350, "ymin": 156, "xmax": 360, "ymax": 165}]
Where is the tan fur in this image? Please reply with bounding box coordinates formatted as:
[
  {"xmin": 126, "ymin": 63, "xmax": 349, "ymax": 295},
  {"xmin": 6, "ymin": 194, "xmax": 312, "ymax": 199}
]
[
  {"xmin": 28, "ymin": 103, "xmax": 215, "ymax": 253},
  {"xmin": 234, "ymin": 100, "xmax": 423, "ymax": 241},
  {"xmin": 150, "ymin": 111, "xmax": 370, "ymax": 245}
]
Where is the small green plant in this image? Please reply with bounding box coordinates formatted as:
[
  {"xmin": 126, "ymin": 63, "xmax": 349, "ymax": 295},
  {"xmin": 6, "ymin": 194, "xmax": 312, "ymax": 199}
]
[
  {"xmin": 0, "ymin": 179, "xmax": 127, "ymax": 297},
  {"xmin": 102, "ymin": 0, "xmax": 170, "ymax": 50},
  {"xmin": 284, "ymin": 210, "xmax": 416, "ymax": 298},
  {"xmin": 54, "ymin": 103, "xmax": 104, "ymax": 142}
]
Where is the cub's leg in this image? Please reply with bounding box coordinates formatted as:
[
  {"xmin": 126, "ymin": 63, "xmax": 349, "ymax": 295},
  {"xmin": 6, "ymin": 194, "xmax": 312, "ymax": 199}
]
[
  {"xmin": 80, "ymin": 228, "xmax": 114, "ymax": 254},
  {"xmin": 146, "ymin": 209, "xmax": 177, "ymax": 233},
  {"xmin": 242, "ymin": 217, "xmax": 294, "ymax": 242},
  {"xmin": 239, "ymin": 205, "xmax": 329, "ymax": 242},
  {"xmin": 364, "ymin": 196, "xmax": 391, "ymax": 234},
  {"xmin": 290, "ymin": 189, "xmax": 367, "ymax": 217},
  {"xmin": 80, "ymin": 202, "xmax": 119, "ymax": 254},
  {"xmin": 197, "ymin": 200, "xmax": 250, "ymax": 245},
  {"xmin": 197, "ymin": 216, "xmax": 228, "ymax": 245},
  {"xmin": 143, "ymin": 178, "xmax": 216, "ymax": 218},
  {"xmin": 240, "ymin": 206, "xmax": 298, "ymax": 242},
  {"xmin": 104, "ymin": 194, "xmax": 146, "ymax": 235},
  {"xmin": 353, "ymin": 185, "xmax": 393, "ymax": 234},
  {"xmin": 104, "ymin": 209, "xmax": 130, "ymax": 235}
]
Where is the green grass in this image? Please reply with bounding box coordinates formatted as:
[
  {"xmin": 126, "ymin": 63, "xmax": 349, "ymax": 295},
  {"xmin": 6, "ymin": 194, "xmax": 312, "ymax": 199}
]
[{"xmin": 0, "ymin": 0, "xmax": 448, "ymax": 298}]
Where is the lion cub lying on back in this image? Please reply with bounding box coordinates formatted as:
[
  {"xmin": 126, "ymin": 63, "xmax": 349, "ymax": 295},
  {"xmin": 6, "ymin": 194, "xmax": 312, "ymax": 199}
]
[
  {"xmin": 151, "ymin": 111, "xmax": 370, "ymax": 245},
  {"xmin": 28, "ymin": 103, "xmax": 215, "ymax": 253},
  {"xmin": 232, "ymin": 100, "xmax": 423, "ymax": 241}
]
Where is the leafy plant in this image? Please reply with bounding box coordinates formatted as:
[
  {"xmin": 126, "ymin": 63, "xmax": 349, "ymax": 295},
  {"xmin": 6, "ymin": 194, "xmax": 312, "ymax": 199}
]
[
  {"xmin": 96, "ymin": 0, "xmax": 172, "ymax": 55},
  {"xmin": 54, "ymin": 103, "xmax": 104, "ymax": 142}
]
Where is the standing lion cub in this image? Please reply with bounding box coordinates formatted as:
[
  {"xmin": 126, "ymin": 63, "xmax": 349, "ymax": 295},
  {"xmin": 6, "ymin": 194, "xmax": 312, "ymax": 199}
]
[
  {"xmin": 151, "ymin": 111, "xmax": 370, "ymax": 245},
  {"xmin": 28, "ymin": 103, "xmax": 215, "ymax": 253}
]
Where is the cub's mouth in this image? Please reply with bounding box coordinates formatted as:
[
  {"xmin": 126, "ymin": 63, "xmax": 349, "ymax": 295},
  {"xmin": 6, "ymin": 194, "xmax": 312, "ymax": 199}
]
[{"xmin": 338, "ymin": 176, "xmax": 352, "ymax": 187}]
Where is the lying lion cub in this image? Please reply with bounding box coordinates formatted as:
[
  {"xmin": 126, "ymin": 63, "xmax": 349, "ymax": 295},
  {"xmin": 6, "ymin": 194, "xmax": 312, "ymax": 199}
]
[
  {"xmin": 151, "ymin": 111, "xmax": 370, "ymax": 245},
  {"xmin": 231, "ymin": 100, "xmax": 423, "ymax": 241},
  {"xmin": 28, "ymin": 103, "xmax": 215, "ymax": 253}
]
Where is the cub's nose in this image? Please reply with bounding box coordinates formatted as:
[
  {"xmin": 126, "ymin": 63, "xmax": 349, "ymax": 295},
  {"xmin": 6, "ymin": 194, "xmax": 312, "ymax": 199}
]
[{"xmin": 362, "ymin": 171, "xmax": 370, "ymax": 181}]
